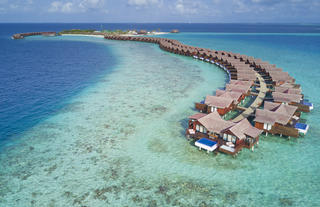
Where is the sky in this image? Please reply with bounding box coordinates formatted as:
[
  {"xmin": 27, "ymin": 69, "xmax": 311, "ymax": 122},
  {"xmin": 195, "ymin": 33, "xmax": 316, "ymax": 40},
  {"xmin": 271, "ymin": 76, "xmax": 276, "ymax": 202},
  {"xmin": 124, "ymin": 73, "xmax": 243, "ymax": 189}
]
[{"xmin": 0, "ymin": 0, "xmax": 319, "ymax": 23}]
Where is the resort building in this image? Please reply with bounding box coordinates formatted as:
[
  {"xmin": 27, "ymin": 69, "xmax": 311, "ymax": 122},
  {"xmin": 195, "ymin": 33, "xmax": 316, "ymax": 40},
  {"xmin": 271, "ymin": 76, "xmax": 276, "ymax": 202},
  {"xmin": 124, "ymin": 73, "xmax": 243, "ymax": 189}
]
[
  {"xmin": 225, "ymin": 83, "xmax": 251, "ymax": 95},
  {"xmin": 215, "ymin": 89, "xmax": 243, "ymax": 104},
  {"xmin": 203, "ymin": 95, "xmax": 234, "ymax": 115},
  {"xmin": 274, "ymin": 86, "xmax": 302, "ymax": 95},
  {"xmin": 102, "ymin": 33, "xmax": 313, "ymax": 153},
  {"xmin": 186, "ymin": 111, "xmax": 262, "ymax": 155},
  {"xmin": 272, "ymin": 92, "xmax": 303, "ymax": 105},
  {"xmin": 253, "ymin": 102, "xmax": 307, "ymax": 137},
  {"xmin": 219, "ymin": 118, "xmax": 262, "ymax": 155}
]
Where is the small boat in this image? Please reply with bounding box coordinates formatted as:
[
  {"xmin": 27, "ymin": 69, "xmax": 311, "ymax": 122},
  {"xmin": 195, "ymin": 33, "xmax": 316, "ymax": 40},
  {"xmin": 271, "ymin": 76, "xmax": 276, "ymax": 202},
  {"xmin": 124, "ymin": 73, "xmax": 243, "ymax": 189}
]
[
  {"xmin": 193, "ymin": 55, "xmax": 199, "ymax": 59},
  {"xmin": 199, "ymin": 57, "xmax": 204, "ymax": 61},
  {"xmin": 205, "ymin": 58, "xmax": 210, "ymax": 62}
]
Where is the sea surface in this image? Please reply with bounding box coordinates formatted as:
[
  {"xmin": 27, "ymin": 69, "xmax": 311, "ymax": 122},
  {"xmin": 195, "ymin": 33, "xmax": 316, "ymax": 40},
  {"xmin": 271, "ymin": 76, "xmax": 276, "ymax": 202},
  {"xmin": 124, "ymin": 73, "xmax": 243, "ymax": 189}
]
[{"xmin": 0, "ymin": 23, "xmax": 319, "ymax": 206}]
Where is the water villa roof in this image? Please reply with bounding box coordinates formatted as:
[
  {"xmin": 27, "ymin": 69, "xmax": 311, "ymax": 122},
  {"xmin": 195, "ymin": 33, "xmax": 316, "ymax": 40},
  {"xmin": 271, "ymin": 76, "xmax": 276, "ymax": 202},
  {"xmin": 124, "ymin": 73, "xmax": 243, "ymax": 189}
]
[
  {"xmin": 226, "ymin": 83, "xmax": 251, "ymax": 94},
  {"xmin": 275, "ymin": 86, "xmax": 302, "ymax": 95},
  {"xmin": 272, "ymin": 92, "xmax": 302, "ymax": 103},
  {"xmin": 198, "ymin": 111, "xmax": 235, "ymax": 133},
  {"xmin": 280, "ymin": 82, "xmax": 301, "ymax": 89},
  {"xmin": 226, "ymin": 119, "xmax": 262, "ymax": 139},
  {"xmin": 198, "ymin": 112, "xmax": 262, "ymax": 139},
  {"xmin": 254, "ymin": 102, "xmax": 298, "ymax": 125},
  {"xmin": 205, "ymin": 95, "xmax": 234, "ymax": 108},
  {"xmin": 263, "ymin": 101, "xmax": 283, "ymax": 111},
  {"xmin": 229, "ymin": 80, "xmax": 253, "ymax": 86},
  {"xmin": 216, "ymin": 90, "xmax": 242, "ymax": 103},
  {"xmin": 237, "ymin": 73, "xmax": 257, "ymax": 81},
  {"xmin": 189, "ymin": 113, "xmax": 207, "ymax": 120},
  {"xmin": 268, "ymin": 71, "xmax": 295, "ymax": 82}
]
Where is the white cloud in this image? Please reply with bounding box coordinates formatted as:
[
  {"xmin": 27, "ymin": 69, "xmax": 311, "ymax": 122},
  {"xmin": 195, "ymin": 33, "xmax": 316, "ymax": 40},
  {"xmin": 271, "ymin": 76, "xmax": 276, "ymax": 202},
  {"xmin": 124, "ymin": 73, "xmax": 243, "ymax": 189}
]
[
  {"xmin": 48, "ymin": 0, "xmax": 105, "ymax": 13},
  {"xmin": 127, "ymin": 0, "xmax": 161, "ymax": 7},
  {"xmin": 79, "ymin": 0, "xmax": 105, "ymax": 10},
  {"xmin": 233, "ymin": 0, "xmax": 250, "ymax": 13},
  {"xmin": 0, "ymin": 0, "xmax": 33, "ymax": 12},
  {"xmin": 48, "ymin": 1, "xmax": 63, "ymax": 12},
  {"xmin": 174, "ymin": 0, "xmax": 199, "ymax": 15},
  {"xmin": 61, "ymin": 2, "xmax": 73, "ymax": 12}
]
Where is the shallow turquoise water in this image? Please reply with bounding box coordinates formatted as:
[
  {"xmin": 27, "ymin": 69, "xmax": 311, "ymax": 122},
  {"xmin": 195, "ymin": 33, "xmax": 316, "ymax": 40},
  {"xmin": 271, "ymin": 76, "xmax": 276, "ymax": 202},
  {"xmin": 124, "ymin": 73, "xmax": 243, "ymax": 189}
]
[{"xmin": 0, "ymin": 33, "xmax": 319, "ymax": 206}]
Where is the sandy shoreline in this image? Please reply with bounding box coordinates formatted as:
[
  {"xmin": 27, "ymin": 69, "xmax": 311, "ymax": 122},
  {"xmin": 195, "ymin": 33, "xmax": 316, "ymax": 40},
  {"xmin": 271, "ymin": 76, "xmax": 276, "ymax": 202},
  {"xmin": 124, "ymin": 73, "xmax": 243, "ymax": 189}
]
[
  {"xmin": 121, "ymin": 32, "xmax": 169, "ymax": 36},
  {"xmin": 61, "ymin": 32, "xmax": 169, "ymax": 38},
  {"xmin": 61, "ymin": 34, "xmax": 105, "ymax": 38}
]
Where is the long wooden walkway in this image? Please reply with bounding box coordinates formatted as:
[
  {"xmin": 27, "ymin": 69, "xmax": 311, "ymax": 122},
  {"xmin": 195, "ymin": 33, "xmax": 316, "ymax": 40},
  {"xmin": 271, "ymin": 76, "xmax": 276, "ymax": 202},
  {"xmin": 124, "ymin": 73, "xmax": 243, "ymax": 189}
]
[
  {"xmin": 232, "ymin": 72, "xmax": 267, "ymax": 122},
  {"xmin": 102, "ymin": 34, "xmax": 274, "ymax": 123}
]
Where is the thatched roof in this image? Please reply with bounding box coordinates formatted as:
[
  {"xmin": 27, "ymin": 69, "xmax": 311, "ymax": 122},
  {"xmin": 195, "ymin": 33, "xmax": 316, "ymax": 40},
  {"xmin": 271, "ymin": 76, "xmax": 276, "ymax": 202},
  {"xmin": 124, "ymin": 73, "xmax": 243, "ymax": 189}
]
[
  {"xmin": 254, "ymin": 102, "xmax": 298, "ymax": 125},
  {"xmin": 198, "ymin": 111, "xmax": 234, "ymax": 133},
  {"xmin": 215, "ymin": 90, "xmax": 242, "ymax": 103},
  {"xmin": 225, "ymin": 119, "xmax": 262, "ymax": 139},
  {"xmin": 272, "ymin": 92, "xmax": 302, "ymax": 103},
  {"xmin": 189, "ymin": 113, "xmax": 207, "ymax": 120},
  {"xmin": 275, "ymin": 86, "xmax": 301, "ymax": 95},
  {"xmin": 226, "ymin": 83, "xmax": 251, "ymax": 93},
  {"xmin": 229, "ymin": 80, "xmax": 253, "ymax": 86},
  {"xmin": 205, "ymin": 95, "xmax": 234, "ymax": 108}
]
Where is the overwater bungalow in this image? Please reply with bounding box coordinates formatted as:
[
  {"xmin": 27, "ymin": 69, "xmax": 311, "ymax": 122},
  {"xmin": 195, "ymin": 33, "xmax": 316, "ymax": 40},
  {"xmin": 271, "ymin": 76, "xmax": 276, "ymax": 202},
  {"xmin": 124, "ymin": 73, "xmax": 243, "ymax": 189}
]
[
  {"xmin": 186, "ymin": 111, "xmax": 262, "ymax": 155},
  {"xmin": 274, "ymin": 86, "xmax": 302, "ymax": 95},
  {"xmin": 215, "ymin": 89, "xmax": 243, "ymax": 104},
  {"xmin": 225, "ymin": 83, "xmax": 251, "ymax": 95},
  {"xmin": 236, "ymin": 72, "xmax": 257, "ymax": 81},
  {"xmin": 203, "ymin": 95, "xmax": 234, "ymax": 115},
  {"xmin": 268, "ymin": 71, "xmax": 295, "ymax": 86},
  {"xmin": 102, "ymin": 33, "xmax": 314, "ymax": 152},
  {"xmin": 280, "ymin": 82, "xmax": 301, "ymax": 89},
  {"xmin": 219, "ymin": 118, "xmax": 262, "ymax": 155},
  {"xmin": 254, "ymin": 102, "xmax": 307, "ymax": 137},
  {"xmin": 272, "ymin": 92, "xmax": 313, "ymax": 112},
  {"xmin": 229, "ymin": 80, "xmax": 254, "ymax": 87}
]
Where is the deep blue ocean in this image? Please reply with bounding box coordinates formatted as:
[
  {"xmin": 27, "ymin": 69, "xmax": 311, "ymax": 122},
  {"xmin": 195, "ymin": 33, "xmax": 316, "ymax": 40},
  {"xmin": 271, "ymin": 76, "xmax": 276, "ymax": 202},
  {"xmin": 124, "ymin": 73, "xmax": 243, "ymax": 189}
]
[{"xmin": 0, "ymin": 23, "xmax": 319, "ymax": 141}]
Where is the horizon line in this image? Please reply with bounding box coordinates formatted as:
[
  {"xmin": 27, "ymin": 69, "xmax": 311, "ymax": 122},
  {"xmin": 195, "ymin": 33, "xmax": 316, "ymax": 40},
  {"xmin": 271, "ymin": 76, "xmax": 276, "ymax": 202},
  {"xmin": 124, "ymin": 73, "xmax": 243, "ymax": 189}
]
[{"xmin": 1, "ymin": 22, "xmax": 320, "ymax": 25}]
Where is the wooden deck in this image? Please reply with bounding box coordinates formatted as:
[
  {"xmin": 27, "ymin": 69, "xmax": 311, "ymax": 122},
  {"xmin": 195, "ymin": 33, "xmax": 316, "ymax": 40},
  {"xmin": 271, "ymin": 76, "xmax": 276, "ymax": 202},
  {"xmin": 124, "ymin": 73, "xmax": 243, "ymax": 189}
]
[{"xmin": 268, "ymin": 125, "xmax": 299, "ymax": 138}]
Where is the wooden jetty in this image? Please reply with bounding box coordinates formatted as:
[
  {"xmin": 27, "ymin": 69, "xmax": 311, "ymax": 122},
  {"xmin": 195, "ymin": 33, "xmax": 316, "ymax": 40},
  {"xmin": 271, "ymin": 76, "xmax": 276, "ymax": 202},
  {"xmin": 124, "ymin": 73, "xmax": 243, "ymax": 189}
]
[
  {"xmin": 102, "ymin": 34, "xmax": 312, "ymax": 155},
  {"xmin": 12, "ymin": 32, "xmax": 57, "ymax": 39}
]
